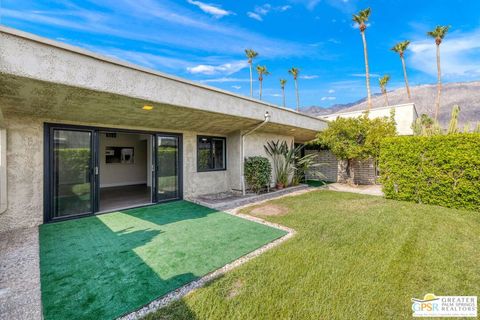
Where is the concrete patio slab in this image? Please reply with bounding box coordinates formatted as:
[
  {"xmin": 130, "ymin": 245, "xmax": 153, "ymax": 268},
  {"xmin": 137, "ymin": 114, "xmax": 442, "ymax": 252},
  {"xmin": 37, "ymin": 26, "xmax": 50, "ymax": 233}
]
[
  {"xmin": 189, "ymin": 184, "xmax": 312, "ymax": 211},
  {"xmin": 0, "ymin": 227, "xmax": 42, "ymax": 320}
]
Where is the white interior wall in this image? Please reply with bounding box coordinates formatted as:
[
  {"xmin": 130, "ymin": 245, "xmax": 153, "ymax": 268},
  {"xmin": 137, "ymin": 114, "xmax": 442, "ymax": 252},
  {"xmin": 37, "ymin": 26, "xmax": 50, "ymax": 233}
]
[{"xmin": 99, "ymin": 132, "xmax": 148, "ymax": 188}]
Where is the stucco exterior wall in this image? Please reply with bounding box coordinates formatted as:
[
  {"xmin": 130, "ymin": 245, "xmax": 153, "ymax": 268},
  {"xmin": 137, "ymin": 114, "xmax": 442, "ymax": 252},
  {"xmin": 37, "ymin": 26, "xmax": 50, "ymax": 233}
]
[
  {"xmin": 0, "ymin": 115, "xmax": 43, "ymax": 233},
  {"xmin": 0, "ymin": 114, "xmax": 297, "ymax": 232},
  {"xmin": 182, "ymin": 132, "xmax": 229, "ymax": 197}
]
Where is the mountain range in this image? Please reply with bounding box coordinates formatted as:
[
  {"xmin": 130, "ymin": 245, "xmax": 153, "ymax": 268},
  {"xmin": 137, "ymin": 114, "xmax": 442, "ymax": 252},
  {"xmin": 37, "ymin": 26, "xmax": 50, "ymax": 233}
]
[{"xmin": 302, "ymin": 81, "xmax": 480, "ymax": 128}]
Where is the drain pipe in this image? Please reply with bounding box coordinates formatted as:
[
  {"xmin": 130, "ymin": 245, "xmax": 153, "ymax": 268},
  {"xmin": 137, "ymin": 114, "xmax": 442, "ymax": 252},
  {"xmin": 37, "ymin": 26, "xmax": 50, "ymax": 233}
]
[
  {"xmin": 241, "ymin": 111, "xmax": 271, "ymax": 196},
  {"xmin": 0, "ymin": 115, "xmax": 6, "ymax": 214}
]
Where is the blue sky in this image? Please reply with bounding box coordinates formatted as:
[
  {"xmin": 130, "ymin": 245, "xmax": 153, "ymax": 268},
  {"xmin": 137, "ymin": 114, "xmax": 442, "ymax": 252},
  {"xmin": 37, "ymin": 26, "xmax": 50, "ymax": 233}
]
[{"xmin": 2, "ymin": 0, "xmax": 480, "ymax": 109}]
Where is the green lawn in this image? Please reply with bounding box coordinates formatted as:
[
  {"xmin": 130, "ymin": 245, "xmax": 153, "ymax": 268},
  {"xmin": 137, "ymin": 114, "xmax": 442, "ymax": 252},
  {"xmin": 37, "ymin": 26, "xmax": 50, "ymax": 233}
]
[
  {"xmin": 39, "ymin": 201, "xmax": 286, "ymax": 320},
  {"xmin": 147, "ymin": 190, "xmax": 480, "ymax": 320}
]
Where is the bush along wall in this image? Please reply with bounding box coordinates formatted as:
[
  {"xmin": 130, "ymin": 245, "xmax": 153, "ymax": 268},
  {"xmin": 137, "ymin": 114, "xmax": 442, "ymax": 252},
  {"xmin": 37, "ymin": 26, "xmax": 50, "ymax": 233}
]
[
  {"xmin": 379, "ymin": 134, "xmax": 480, "ymax": 211},
  {"xmin": 244, "ymin": 156, "xmax": 272, "ymax": 194}
]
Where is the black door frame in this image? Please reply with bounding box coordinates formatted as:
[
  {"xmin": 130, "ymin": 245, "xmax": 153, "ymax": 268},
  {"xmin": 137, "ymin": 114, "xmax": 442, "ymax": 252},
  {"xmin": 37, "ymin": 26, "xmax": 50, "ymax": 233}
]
[
  {"xmin": 154, "ymin": 134, "xmax": 184, "ymax": 203},
  {"xmin": 44, "ymin": 123, "xmax": 183, "ymax": 223}
]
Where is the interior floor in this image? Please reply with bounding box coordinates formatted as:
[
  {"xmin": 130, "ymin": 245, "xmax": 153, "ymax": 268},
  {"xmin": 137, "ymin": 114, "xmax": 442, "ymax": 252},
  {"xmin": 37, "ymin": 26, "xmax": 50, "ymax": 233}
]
[{"xmin": 99, "ymin": 184, "xmax": 151, "ymax": 212}]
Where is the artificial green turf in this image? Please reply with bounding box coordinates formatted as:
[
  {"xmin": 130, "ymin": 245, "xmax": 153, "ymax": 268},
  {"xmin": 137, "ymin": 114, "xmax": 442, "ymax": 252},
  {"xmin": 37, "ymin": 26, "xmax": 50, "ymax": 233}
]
[
  {"xmin": 147, "ymin": 191, "xmax": 480, "ymax": 320},
  {"xmin": 39, "ymin": 201, "xmax": 286, "ymax": 320}
]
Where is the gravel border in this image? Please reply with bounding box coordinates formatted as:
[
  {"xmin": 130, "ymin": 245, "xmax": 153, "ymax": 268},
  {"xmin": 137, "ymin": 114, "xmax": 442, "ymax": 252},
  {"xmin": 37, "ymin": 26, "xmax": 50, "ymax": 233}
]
[{"xmin": 117, "ymin": 190, "xmax": 311, "ymax": 320}]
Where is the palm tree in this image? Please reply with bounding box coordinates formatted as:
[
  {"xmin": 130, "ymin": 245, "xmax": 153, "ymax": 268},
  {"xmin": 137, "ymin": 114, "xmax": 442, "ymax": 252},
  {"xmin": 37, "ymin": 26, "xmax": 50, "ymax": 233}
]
[
  {"xmin": 427, "ymin": 25, "xmax": 450, "ymax": 121},
  {"xmin": 280, "ymin": 79, "xmax": 287, "ymax": 108},
  {"xmin": 379, "ymin": 75, "xmax": 390, "ymax": 106},
  {"xmin": 391, "ymin": 40, "xmax": 412, "ymax": 101},
  {"xmin": 256, "ymin": 65, "xmax": 270, "ymax": 100},
  {"xmin": 245, "ymin": 49, "xmax": 258, "ymax": 98},
  {"xmin": 352, "ymin": 8, "xmax": 372, "ymax": 110},
  {"xmin": 288, "ymin": 67, "xmax": 300, "ymax": 111}
]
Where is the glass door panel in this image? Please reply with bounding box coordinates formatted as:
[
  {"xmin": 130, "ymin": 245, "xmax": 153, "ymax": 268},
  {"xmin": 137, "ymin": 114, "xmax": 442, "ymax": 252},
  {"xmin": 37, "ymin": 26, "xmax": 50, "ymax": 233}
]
[
  {"xmin": 156, "ymin": 135, "xmax": 179, "ymax": 201},
  {"xmin": 52, "ymin": 129, "xmax": 93, "ymax": 218}
]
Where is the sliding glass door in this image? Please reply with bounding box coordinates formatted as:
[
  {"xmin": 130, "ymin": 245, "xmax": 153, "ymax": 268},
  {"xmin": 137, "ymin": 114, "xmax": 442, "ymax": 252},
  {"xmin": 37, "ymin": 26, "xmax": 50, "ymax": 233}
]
[
  {"xmin": 156, "ymin": 135, "xmax": 181, "ymax": 201},
  {"xmin": 45, "ymin": 125, "xmax": 183, "ymax": 222},
  {"xmin": 50, "ymin": 128, "xmax": 94, "ymax": 219}
]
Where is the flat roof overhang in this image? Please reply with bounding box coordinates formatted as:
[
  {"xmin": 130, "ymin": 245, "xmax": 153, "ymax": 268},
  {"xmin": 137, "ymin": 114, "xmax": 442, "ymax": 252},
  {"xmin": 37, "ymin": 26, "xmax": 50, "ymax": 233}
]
[{"xmin": 0, "ymin": 26, "xmax": 326, "ymax": 142}]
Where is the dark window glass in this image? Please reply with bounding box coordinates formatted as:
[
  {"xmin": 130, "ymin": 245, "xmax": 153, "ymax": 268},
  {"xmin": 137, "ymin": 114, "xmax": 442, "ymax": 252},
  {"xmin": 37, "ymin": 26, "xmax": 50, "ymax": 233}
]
[{"xmin": 197, "ymin": 136, "xmax": 226, "ymax": 171}]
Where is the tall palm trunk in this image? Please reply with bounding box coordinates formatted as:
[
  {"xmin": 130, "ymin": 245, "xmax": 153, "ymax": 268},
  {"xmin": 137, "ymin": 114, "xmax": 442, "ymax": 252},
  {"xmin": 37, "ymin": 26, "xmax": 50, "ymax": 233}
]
[
  {"xmin": 400, "ymin": 54, "xmax": 411, "ymax": 100},
  {"xmin": 294, "ymin": 79, "xmax": 299, "ymax": 111},
  {"xmin": 383, "ymin": 88, "xmax": 389, "ymax": 106},
  {"xmin": 282, "ymin": 86, "xmax": 286, "ymax": 108},
  {"xmin": 434, "ymin": 43, "xmax": 441, "ymax": 120},
  {"xmin": 361, "ymin": 30, "xmax": 372, "ymax": 110},
  {"xmin": 259, "ymin": 76, "xmax": 263, "ymax": 100},
  {"xmin": 248, "ymin": 61, "xmax": 253, "ymax": 97}
]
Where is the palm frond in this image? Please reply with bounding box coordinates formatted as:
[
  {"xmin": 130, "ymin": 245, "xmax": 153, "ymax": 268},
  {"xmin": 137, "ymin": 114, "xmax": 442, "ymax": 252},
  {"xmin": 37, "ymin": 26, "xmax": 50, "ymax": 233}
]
[
  {"xmin": 288, "ymin": 67, "xmax": 299, "ymax": 78},
  {"xmin": 352, "ymin": 8, "xmax": 371, "ymax": 24},
  {"xmin": 427, "ymin": 25, "xmax": 451, "ymax": 39},
  {"xmin": 245, "ymin": 49, "xmax": 258, "ymax": 59}
]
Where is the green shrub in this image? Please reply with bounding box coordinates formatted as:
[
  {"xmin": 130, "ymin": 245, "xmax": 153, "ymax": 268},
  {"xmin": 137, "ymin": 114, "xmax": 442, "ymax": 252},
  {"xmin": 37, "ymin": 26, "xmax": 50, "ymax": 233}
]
[
  {"xmin": 379, "ymin": 134, "xmax": 480, "ymax": 210},
  {"xmin": 244, "ymin": 156, "xmax": 272, "ymax": 193}
]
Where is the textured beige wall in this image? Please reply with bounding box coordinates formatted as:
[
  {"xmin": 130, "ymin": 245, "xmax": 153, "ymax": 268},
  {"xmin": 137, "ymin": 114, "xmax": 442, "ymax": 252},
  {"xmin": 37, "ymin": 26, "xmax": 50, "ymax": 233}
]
[
  {"xmin": 0, "ymin": 115, "xmax": 43, "ymax": 233},
  {"xmin": 182, "ymin": 132, "xmax": 229, "ymax": 197}
]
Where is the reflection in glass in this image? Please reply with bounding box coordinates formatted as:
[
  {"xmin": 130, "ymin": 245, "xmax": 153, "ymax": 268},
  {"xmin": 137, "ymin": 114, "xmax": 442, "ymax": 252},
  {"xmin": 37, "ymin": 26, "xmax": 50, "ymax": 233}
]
[
  {"xmin": 157, "ymin": 136, "xmax": 179, "ymax": 201},
  {"xmin": 53, "ymin": 130, "xmax": 92, "ymax": 218}
]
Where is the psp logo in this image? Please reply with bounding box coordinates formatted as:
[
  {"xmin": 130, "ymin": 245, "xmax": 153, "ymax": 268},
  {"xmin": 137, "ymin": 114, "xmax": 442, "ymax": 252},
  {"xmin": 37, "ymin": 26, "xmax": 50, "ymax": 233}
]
[
  {"xmin": 412, "ymin": 293, "xmax": 477, "ymax": 317},
  {"xmin": 412, "ymin": 293, "xmax": 440, "ymax": 313}
]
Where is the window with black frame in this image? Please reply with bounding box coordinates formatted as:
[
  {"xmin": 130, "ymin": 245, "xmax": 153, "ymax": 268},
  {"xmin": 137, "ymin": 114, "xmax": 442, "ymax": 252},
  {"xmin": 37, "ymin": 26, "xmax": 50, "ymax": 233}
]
[{"xmin": 197, "ymin": 136, "xmax": 226, "ymax": 171}]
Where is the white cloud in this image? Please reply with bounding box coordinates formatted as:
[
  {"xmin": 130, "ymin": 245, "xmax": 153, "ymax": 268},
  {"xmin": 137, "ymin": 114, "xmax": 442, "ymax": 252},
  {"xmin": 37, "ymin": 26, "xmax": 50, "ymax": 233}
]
[
  {"xmin": 1, "ymin": 1, "xmax": 311, "ymax": 59},
  {"xmin": 187, "ymin": 60, "xmax": 248, "ymax": 75},
  {"xmin": 328, "ymin": 38, "xmax": 341, "ymax": 44},
  {"xmin": 350, "ymin": 73, "xmax": 380, "ymax": 78},
  {"xmin": 269, "ymin": 93, "xmax": 282, "ymax": 97},
  {"xmin": 328, "ymin": 89, "xmax": 335, "ymax": 93},
  {"xmin": 409, "ymin": 28, "xmax": 480, "ymax": 79},
  {"xmin": 300, "ymin": 75, "xmax": 319, "ymax": 79},
  {"xmin": 255, "ymin": 4, "xmax": 271, "ymax": 15},
  {"xmin": 351, "ymin": 22, "xmax": 371, "ymax": 30},
  {"xmin": 247, "ymin": 11, "xmax": 263, "ymax": 21},
  {"xmin": 321, "ymin": 96, "xmax": 336, "ymax": 101},
  {"xmin": 186, "ymin": 0, "xmax": 234, "ymax": 18},
  {"xmin": 247, "ymin": 3, "xmax": 291, "ymax": 21},
  {"xmin": 231, "ymin": 85, "xmax": 242, "ymax": 89},
  {"xmin": 201, "ymin": 77, "xmax": 252, "ymax": 83}
]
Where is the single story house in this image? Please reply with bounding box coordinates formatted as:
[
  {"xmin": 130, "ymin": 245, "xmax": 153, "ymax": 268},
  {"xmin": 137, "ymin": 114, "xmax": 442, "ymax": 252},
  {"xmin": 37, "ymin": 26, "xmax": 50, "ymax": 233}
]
[
  {"xmin": 0, "ymin": 26, "xmax": 327, "ymax": 233},
  {"xmin": 308, "ymin": 103, "xmax": 418, "ymax": 184}
]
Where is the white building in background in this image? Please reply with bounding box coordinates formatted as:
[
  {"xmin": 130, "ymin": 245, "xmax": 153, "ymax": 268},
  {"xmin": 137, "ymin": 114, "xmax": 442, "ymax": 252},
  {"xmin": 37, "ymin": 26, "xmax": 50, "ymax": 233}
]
[
  {"xmin": 307, "ymin": 103, "xmax": 419, "ymax": 185},
  {"xmin": 320, "ymin": 103, "xmax": 418, "ymax": 136}
]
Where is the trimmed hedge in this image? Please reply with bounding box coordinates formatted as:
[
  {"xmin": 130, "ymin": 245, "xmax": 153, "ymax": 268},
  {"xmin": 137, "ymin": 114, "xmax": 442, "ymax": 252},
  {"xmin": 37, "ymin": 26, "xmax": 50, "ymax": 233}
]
[
  {"xmin": 244, "ymin": 156, "xmax": 272, "ymax": 194},
  {"xmin": 379, "ymin": 134, "xmax": 480, "ymax": 211}
]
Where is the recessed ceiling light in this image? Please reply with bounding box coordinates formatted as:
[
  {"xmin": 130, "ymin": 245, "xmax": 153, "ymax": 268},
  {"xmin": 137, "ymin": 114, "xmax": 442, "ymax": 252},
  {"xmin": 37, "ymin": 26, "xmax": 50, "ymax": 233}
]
[{"xmin": 142, "ymin": 105, "xmax": 154, "ymax": 111}]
